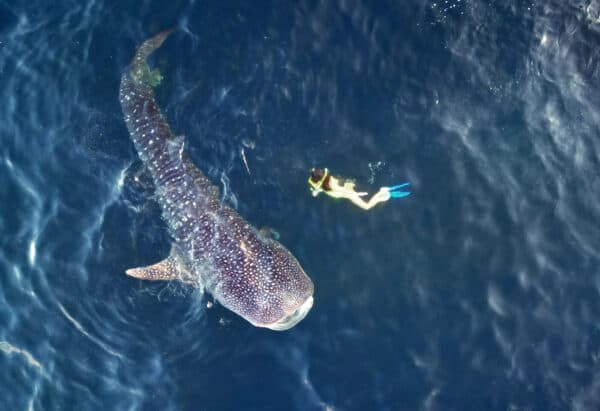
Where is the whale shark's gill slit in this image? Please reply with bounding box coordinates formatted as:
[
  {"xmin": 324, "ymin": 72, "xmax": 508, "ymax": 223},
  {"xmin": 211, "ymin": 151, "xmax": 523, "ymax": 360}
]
[{"xmin": 119, "ymin": 30, "xmax": 314, "ymax": 331}]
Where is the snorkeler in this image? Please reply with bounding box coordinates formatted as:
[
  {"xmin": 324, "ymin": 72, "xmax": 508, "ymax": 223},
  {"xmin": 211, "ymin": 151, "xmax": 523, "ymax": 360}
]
[{"xmin": 308, "ymin": 168, "xmax": 410, "ymax": 210}]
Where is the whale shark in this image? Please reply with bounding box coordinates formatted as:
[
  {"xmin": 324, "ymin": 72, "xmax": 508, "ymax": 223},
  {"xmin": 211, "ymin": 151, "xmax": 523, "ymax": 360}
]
[{"xmin": 119, "ymin": 30, "xmax": 314, "ymax": 330}]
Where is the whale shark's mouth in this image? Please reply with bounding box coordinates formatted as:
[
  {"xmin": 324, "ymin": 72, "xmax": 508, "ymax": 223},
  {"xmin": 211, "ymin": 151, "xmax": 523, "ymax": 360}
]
[{"xmin": 265, "ymin": 296, "xmax": 314, "ymax": 331}]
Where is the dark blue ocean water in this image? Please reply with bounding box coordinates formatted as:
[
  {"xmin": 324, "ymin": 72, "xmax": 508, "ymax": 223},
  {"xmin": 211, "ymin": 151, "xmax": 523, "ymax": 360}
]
[{"xmin": 2, "ymin": 0, "xmax": 600, "ymax": 410}]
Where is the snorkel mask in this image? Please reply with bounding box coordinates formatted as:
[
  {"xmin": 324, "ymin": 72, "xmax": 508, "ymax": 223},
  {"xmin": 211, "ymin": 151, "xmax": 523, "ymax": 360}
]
[{"xmin": 308, "ymin": 168, "xmax": 328, "ymax": 196}]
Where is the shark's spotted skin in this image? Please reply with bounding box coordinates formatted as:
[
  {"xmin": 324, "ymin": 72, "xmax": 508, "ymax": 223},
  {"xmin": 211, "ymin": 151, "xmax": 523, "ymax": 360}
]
[{"xmin": 119, "ymin": 30, "xmax": 314, "ymax": 330}]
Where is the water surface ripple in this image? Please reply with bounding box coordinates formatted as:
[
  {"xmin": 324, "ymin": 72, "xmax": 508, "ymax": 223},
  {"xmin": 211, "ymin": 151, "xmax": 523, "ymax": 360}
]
[{"xmin": 1, "ymin": 0, "xmax": 600, "ymax": 410}]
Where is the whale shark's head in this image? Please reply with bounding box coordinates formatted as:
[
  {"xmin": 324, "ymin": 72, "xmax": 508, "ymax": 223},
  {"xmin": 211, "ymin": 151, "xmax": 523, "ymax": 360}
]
[
  {"xmin": 251, "ymin": 240, "xmax": 314, "ymax": 331},
  {"xmin": 264, "ymin": 294, "xmax": 314, "ymax": 330},
  {"xmin": 212, "ymin": 237, "xmax": 314, "ymax": 331}
]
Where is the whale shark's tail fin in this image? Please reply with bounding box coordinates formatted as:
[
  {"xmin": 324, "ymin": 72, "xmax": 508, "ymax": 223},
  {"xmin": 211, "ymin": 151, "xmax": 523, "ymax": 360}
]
[{"xmin": 129, "ymin": 29, "xmax": 175, "ymax": 87}]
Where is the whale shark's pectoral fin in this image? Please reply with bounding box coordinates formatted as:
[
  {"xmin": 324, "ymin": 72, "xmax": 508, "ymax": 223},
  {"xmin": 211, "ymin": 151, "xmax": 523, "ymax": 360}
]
[{"xmin": 126, "ymin": 248, "xmax": 194, "ymax": 283}]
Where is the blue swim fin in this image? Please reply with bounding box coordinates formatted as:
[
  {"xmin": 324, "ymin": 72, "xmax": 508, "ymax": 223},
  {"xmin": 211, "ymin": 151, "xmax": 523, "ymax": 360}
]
[
  {"xmin": 390, "ymin": 191, "xmax": 411, "ymax": 198},
  {"xmin": 387, "ymin": 182, "xmax": 411, "ymax": 199},
  {"xmin": 388, "ymin": 183, "xmax": 410, "ymax": 190}
]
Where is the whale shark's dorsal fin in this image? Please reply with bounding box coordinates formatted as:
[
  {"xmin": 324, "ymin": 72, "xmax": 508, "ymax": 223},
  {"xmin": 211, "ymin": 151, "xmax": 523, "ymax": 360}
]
[
  {"xmin": 126, "ymin": 247, "xmax": 193, "ymax": 283},
  {"xmin": 167, "ymin": 135, "xmax": 185, "ymax": 160},
  {"xmin": 259, "ymin": 226, "xmax": 280, "ymax": 240}
]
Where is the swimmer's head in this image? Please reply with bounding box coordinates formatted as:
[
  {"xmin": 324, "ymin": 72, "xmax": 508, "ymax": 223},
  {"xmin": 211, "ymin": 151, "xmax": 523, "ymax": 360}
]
[
  {"xmin": 310, "ymin": 168, "xmax": 325, "ymax": 183},
  {"xmin": 309, "ymin": 168, "xmax": 331, "ymax": 193}
]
